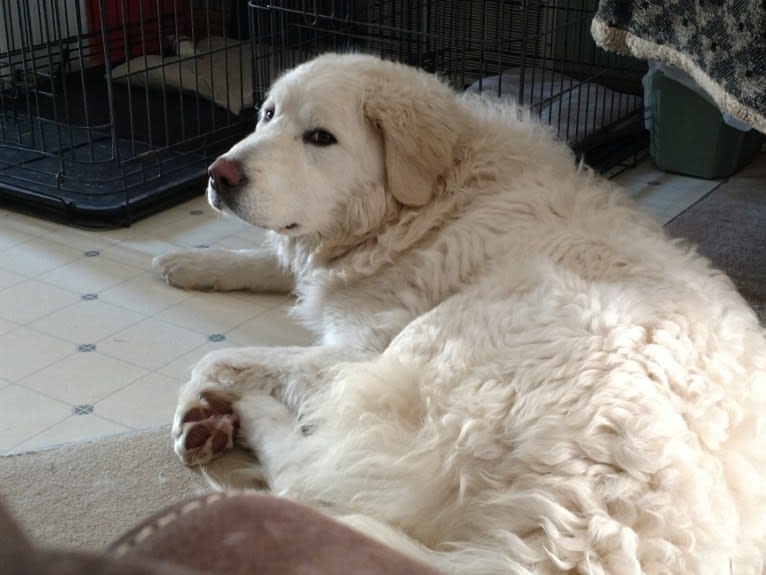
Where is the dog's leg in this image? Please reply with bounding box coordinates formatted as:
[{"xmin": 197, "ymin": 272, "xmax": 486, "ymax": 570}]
[
  {"xmin": 233, "ymin": 393, "xmax": 305, "ymax": 491},
  {"xmin": 172, "ymin": 345, "xmax": 369, "ymax": 466},
  {"xmin": 153, "ymin": 248, "xmax": 293, "ymax": 292}
]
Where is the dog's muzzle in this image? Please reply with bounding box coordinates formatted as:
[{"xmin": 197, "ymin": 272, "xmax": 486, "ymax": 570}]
[
  {"xmin": 208, "ymin": 157, "xmax": 247, "ymax": 193},
  {"xmin": 207, "ymin": 184, "xmax": 222, "ymax": 211},
  {"xmin": 207, "ymin": 157, "xmax": 247, "ymax": 213}
]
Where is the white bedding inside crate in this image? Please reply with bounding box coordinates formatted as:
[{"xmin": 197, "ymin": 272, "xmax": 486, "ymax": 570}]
[
  {"xmin": 468, "ymin": 68, "xmax": 641, "ymax": 142},
  {"xmin": 110, "ymin": 37, "xmax": 253, "ymax": 115}
]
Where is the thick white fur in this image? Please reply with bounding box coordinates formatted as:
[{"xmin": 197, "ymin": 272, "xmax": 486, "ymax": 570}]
[{"xmin": 154, "ymin": 54, "xmax": 766, "ymax": 574}]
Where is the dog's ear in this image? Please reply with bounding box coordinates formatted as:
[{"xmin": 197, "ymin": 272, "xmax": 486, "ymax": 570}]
[{"xmin": 363, "ymin": 64, "xmax": 460, "ymax": 207}]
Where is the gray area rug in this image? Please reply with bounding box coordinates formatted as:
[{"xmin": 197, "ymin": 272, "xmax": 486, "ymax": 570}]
[{"xmin": 665, "ymin": 154, "xmax": 766, "ymax": 323}]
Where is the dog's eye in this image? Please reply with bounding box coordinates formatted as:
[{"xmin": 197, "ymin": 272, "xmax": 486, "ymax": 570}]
[
  {"xmin": 303, "ymin": 129, "xmax": 337, "ymax": 147},
  {"xmin": 261, "ymin": 107, "xmax": 275, "ymax": 122}
]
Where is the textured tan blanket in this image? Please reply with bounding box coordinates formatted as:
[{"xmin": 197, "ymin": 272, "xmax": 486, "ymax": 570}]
[{"xmin": 591, "ymin": 2, "xmax": 766, "ymax": 134}]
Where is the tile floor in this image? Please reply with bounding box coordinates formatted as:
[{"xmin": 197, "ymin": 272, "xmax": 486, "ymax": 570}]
[{"xmin": 0, "ymin": 158, "xmax": 722, "ymax": 454}]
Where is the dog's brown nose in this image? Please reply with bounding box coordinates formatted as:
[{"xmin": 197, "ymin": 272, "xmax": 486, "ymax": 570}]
[{"xmin": 208, "ymin": 157, "xmax": 247, "ymax": 192}]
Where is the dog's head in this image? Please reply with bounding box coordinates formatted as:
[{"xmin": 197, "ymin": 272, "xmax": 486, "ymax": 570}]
[{"xmin": 207, "ymin": 53, "xmax": 461, "ymax": 240}]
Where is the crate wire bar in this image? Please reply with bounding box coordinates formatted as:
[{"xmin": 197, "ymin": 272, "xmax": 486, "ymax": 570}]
[
  {"xmin": 249, "ymin": 0, "xmax": 647, "ymax": 172},
  {"xmin": 0, "ymin": 1, "xmax": 647, "ymax": 228},
  {"xmin": 0, "ymin": 0, "xmax": 255, "ymax": 227}
]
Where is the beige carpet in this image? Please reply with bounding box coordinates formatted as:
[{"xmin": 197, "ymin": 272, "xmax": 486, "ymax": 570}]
[
  {"xmin": 0, "ymin": 427, "xmax": 257, "ymax": 551},
  {"xmin": 665, "ymin": 152, "xmax": 766, "ymax": 324}
]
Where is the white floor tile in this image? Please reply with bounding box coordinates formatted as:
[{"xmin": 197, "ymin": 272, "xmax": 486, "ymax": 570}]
[
  {"xmin": 95, "ymin": 372, "xmax": 183, "ymax": 429},
  {"xmin": 0, "ymin": 317, "xmax": 17, "ymax": 336},
  {"xmin": 216, "ymin": 227, "xmax": 270, "ymax": 250},
  {"xmin": 37, "ymin": 252, "xmax": 144, "ymax": 294},
  {"xmin": 0, "ymin": 327, "xmax": 77, "ymax": 382},
  {"xmin": 8, "ymin": 413, "xmax": 131, "ymax": 454},
  {"xmin": 104, "ymin": 199, "xmax": 211, "ymax": 241},
  {"xmin": 152, "ymin": 215, "xmax": 249, "ymax": 248},
  {"xmin": 0, "ymin": 236, "xmax": 83, "ymax": 277},
  {"xmin": 30, "ymin": 299, "xmax": 145, "ymax": 345},
  {"xmin": 616, "ymin": 158, "xmax": 721, "ymax": 225},
  {"xmin": 0, "ymin": 279, "xmax": 77, "ymax": 324},
  {"xmin": 0, "ymin": 226, "xmax": 35, "ymax": 251},
  {"xmin": 0, "ymin": 209, "xmax": 65, "ymax": 242},
  {"xmin": 100, "ymin": 271, "xmax": 195, "ymax": 316},
  {"xmin": 632, "ymin": 178, "xmax": 720, "ymax": 224},
  {"xmin": 97, "ymin": 317, "xmax": 208, "ymax": 370},
  {"xmin": 613, "ymin": 159, "xmax": 667, "ymax": 195},
  {"xmin": 155, "ymin": 338, "xmax": 235, "ymax": 381},
  {"xmin": 19, "ymin": 350, "xmax": 148, "ymax": 404},
  {"xmin": 227, "ymin": 308, "xmax": 316, "ymax": 347},
  {"xmin": 0, "ymin": 267, "xmax": 26, "ymax": 291},
  {"xmin": 100, "ymin": 199, "xmax": 237, "ymax": 248},
  {"xmin": 102, "ymin": 238, "xmax": 183, "ymax": 271},
  {"xmin": 0, "ymin": 209, "xmax": 62, "ymax": 238},
  {"xmin": 154, "ymin": 291, "xmax": 268, "ymax": 335},
  {"xmin": 230, "ymin": 291, "xmax": 295, "ymax": 311},
  {"xmin": 32, "ymin": 225, "xmax": 114, "ymax": 253},
  {"xmin": 0, "ymin": 385, "xmax": 72, "ymax": 453}
]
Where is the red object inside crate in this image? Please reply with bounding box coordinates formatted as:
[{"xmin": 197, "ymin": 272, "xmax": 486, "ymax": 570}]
[{"xmin": 86, "ymin": 0, "xmax": 192, "ymax": 66}]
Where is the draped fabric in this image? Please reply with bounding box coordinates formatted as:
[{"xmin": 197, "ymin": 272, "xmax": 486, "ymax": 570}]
[{"xmin": 591, "ymin": 1, "xmax": 766, "ymax": 134}]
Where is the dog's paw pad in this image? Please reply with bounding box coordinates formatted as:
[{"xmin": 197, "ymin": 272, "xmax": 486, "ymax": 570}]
[{"xmin": 174, "ymin": 391, "xmax": 239, "ymax": 466}]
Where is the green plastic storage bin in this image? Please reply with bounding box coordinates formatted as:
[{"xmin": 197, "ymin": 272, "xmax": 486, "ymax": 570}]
[{"xmin": 649, "ymin": 70, "xmax": 764, "ymax": 179}]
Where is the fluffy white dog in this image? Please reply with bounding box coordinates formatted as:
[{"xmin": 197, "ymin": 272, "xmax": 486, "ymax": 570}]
[{"xmin": 154, "ymin": 53, "xmax": 766, "ymax": 574}]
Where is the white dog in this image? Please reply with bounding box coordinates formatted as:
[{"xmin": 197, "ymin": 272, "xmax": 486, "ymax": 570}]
[{"xmin": 154, "ymin": 53, "xmax": 766, "ymax": 574}]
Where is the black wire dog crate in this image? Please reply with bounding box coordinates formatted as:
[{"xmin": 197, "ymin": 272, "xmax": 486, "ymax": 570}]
[
  {"xmin": 0, "ymin": 0, "xmax": 256, "ymax": 227},
  {"xmin": 1, "ymin": 1, "xmax": 647, "ymax": 228},
  {"xmin": 249, "ymin": 0, "xmax": 647, "ymax": 172}
]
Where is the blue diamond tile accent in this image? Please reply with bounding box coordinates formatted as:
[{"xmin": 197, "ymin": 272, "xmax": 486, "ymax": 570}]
[
  {"xmin": 189, "ymin": 209, "xmax": 204, "ymax": 215},
  {"xmin": 208, "ymin": 334, "xmax": 226, "ymax": 342},
  {"xmin": 84, "ymin": 250, "xmax": 100, "ymax": 257},
  {"xmin": 81, "ymin": 293, "xmax": 99, "ymax": 301},
  {"xmin": 73, "ymin": 404, "xmax": 94, "ymax": 415},
  {"xmin": 78, "ymin": 343, "xmax": 96, "ymax": 352}
]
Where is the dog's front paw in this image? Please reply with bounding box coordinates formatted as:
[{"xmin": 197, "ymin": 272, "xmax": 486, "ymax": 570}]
[
  {"xmin": 153, "ymin": 250, "xmax": 215, "ymax": 290},
  {"xmin": 173, "ymin": 390, "xmax": 239, "ymax": 466}
]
